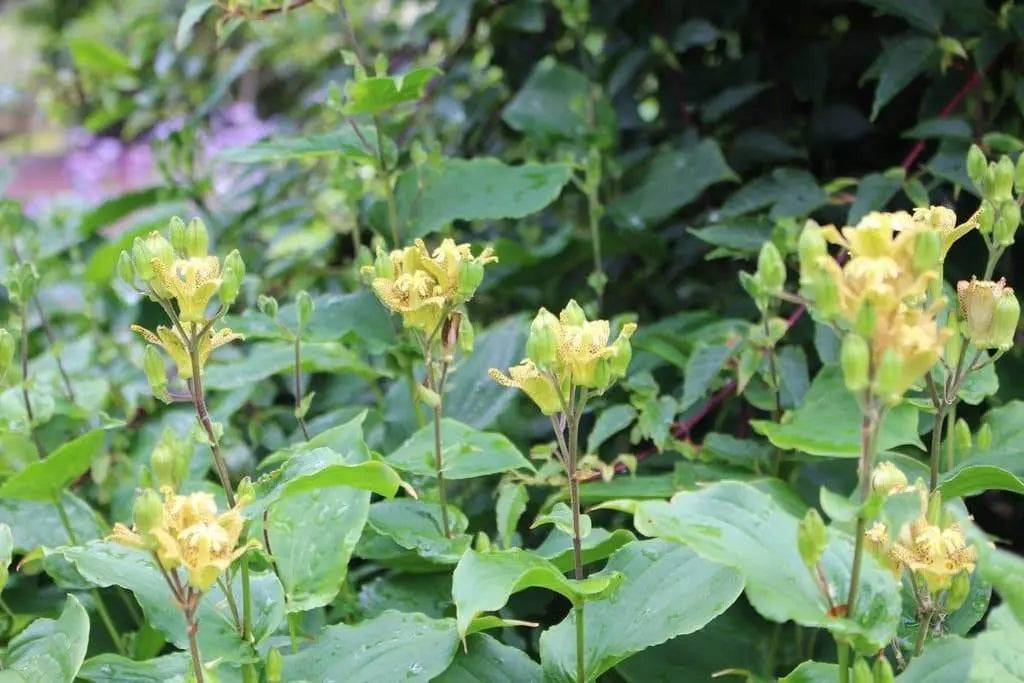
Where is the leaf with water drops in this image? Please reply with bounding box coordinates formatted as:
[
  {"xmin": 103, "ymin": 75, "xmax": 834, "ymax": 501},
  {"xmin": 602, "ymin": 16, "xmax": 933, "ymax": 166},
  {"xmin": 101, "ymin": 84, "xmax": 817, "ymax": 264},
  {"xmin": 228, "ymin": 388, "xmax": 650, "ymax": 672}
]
[
  {"xmin": 386, "ymin": 418, "xmax": 533, "ymax": 480},
  {"xmin": 78, "ymin": 653, "xmax": 189, "ymax": 682},
  {"xmin": 0, "ymin": 594, "xmax": 89, "ymax": 683},
  {"xmin": 435, "ymin": 633, "xmax": 541, "ymax": 682}
]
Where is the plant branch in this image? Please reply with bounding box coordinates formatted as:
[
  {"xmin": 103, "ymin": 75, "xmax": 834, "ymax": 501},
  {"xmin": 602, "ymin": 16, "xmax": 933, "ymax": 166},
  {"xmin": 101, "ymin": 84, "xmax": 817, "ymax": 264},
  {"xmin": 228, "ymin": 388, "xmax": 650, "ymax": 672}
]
[
  {"xmin": 900, "ymin": 68, "xmax": 986, "ymax": 171},
  {"xmin": 18, "ymin": 304, "xmax": 43, "ymax": 457},
  {"xmin": 293, "ymin": 337, "xmax": 311, "ymax": 441}
]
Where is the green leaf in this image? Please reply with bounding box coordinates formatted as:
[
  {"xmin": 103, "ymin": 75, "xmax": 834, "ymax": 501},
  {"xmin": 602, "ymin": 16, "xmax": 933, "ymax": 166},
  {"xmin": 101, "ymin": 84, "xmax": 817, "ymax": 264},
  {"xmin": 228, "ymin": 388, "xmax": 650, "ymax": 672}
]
[
  {"xmin": 689, "ymin": 220, "xmax": 775, "ymax": 256},
  {"xmin": 848, "ymin": 171, "xmax": 904, "ymax": 224},
  {"xmin": 0, "ymin": 492, "xmax": 104, "ymax": 552},
  {"xmin": 863, "ymin": 36, "xmax": 938, "ymax": 120},
  {"xmin": 281, "ymin": 610, "xmax": 459, "ymax": 682},
  {"xmin": 609, "ymin": 139, "xmax": 736, "ymax": 229},
  {"xmin": 175, "ymin": 0, "xmax": 214, "ymax": 50},
  {"xmin": 0, "ymin": 594, "xmax": 89, "ymax": 683},
  {"xmin": 0, "ymin": 430, "xmax": 105, "ymax": 501},
  {"xmin": 952, "ymin": 401, "xmax": 1024, "ymax": 476},
  {"xmin": 62, "ymin": 541, "xmax": 283, "ymax": 663},
  {"xmin": 356, "ymin": 499, "xmax": 471, "ymax": 571},
  {"xmin": 701, "ymin": 83, "xmax": 771, "ymax": 124},
  {"xmin": 633, "ymin": 481, "xmax": 901, "ymax": 652},
  {"xmin": 496, "ymin": 483, "xmax": 528, "ymax": 549},
  {"xmin": 897, "ymin": 607, "xmax": 1024, "ymax": 681},
  {"xmin": 577, "ymin": 474, "xmax": 680, "ymax": 503},
  {"xmin": 386, "ymin": 419, "xmax": 533, "ymax": 479},
  {"xmin": 532, "ymin": 502, "xmax": 591, "ymax": 539},
  {"xmin": 502, "ymin": 59, "xmax": 614, "ymax": 142},
  {"xmin": 445, "ymin": 315, "xmax": 529, "ymax": 429},
  {"xmin": 435, "ymin": 634, "xmax": 541, "ymax": 683},
  {"xmin": 342, "ymin": 67, "xmax": 441, "ymax": 115},
  {"xmin": 539, "ymin": 539, "xmax": 743, "ymax": 682},
  {"xmin": 395, "ymin": 158, "xmax": 573, "ymax": 239},
  {"xmin": 359, "ymin": 572, "xmax": 452, "ymax": 619},
  {"xmin": 67, "ymin": 37, "xmax": 134, "ymax": 77},
  {"xmin": 586, "ymin": 404, "xmax": 637, "ymax": 453},
  {"xmin": 897, "ymin": 636, "xmax": 973, "ymax": 682},
  {"xmin": 452, "ymin": 548, "xmax": 623, "ymax": 637},
  {"xmin": 780, "ymin": 661, "xmax": 839, "ymax": 682},
  {"xmin": 979, "ymin": 545, "xmax": 1024, "ymax": 624},
  {"xmin": 534, "ymin": 528, "xmax": 636, "ymax": 573},
  {"xmin": 203, "ymin": 341, "xmax": 376, "ymax": 390},
  {"xmin": 902, "ymin": 117, "xmax": 973, "ymax": 141},
  {"xmin": 752, "ymin": 367, "xmax": 923, "ymax": 457},
  {"xmin": 218, "ymin": 127, "xmax": 389, "ymax": 166},
  {"xmin": 857, "ymin": 0, "xmax": 944, "ymax": 33},
  {"xmin": 78, "ymin": 654, "xmax": 188, "ymax": 682},
  {"xmin": 938, "ymin": 465, "xmax": 1024, "ymax": 499},
  {"xmin": 680, "ymin": 344, "xmax": 733, "ymax": 411},
  {"xmin": 719, "ymin": 168, "xmax": 826, "ymax": 219}
]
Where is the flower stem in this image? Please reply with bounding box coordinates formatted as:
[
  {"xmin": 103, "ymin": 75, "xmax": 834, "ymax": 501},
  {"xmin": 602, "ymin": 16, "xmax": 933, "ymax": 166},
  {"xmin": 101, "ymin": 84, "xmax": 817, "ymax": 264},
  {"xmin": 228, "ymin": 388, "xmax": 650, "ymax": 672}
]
[
  {"xmin": 185, "ymin": 595, "xmax": 206, "ymax": 683},
  {"xmin": 929, "ymin": 404, "xmax": 947, "ymax": 492},
  {"xmin": 18, "ymin": 304, "xmax": 43, "ymax": 457},
  {"xmin": 430, "ymin": 360, "xmax": 452, "ymax": 538},
  {"xmin": 945, "ymin": 405, "xmax": 956, "ymax": 472},
  {"xmin": 914, "ymin": 610, "xmax": 934, "ymax": 657},
  {"xmin": 566, "ymin": 391, "xmax": 588, "ymax": 683},
  {"xmin": 293, "ymin": 336, "xmax": 311, "ymax": 441}
]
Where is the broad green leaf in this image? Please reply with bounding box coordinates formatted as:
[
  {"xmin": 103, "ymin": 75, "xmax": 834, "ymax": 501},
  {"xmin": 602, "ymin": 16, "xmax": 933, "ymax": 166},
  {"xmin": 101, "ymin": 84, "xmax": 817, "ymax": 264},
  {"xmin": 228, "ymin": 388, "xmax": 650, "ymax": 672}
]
[
  {"xmin": 701, "ymin": 82, "xmax": 771, "ymax": 123},
  {"xmin": 952, "ymin": 401, "xmax": 1024, "ymax": 477},
  {"xmin": 0, "ymin": 492, "xmax": 104, "ymax": 552},
  {"xmin": 634, "ymin": 481, "xmax": 901, "ymax": 652},
  {"xmin": 218, "ymin": 127, "xmax": 388, "ymax": 166},
  {"xmin": 394, "ymin": 158, "xmax": 573, "ymax": 239},
  {"xmin": 938, "ymin": 465, "xmax": 1024, "ymax": 499},
  {"xmin": 78, "ymin": 653, "xmax": 188, "ymax": 682},
  {"xmin": 857, "ymin": 0, "xmax": 943, "ymax": 33},
  {"xmin": 900, "ymin": 561, "xmax": 991, "ymax": 645},
  {"xmin": 0, "ymin": 430, "xmax": 105, "ymax": 501},
  {"xmin": 435, "ymin": 634, "xmax": 541, "ymax": 683},
  {"xmin": 586, "ymin": 404, "xmax": 637, "ymax": 453},
  {"xmin": 534, "ymin": 528, "xmax": 636, "ymax": 573},
  {"xmin": 719, "ymin": 168, "xmax": 826, "ymax": 219},
  {"xmin": 680, "ymin": 344, "xmax": 733, "ymax": 411},
  {"xmin": 979, "ymin": 545, "xmax": 1024, "ymax": 624},
  {"xmin": 531, "ymin": 502, "xmax": 591, "ymax": 539},
  {"xmin": 452, "ymin": 548, "xmax": 623, "ymax": 637},
  {"xmin": 752, "ymin": 367, "xmax": 923, "ymax": 457},
  {"xmin": 359, "ymin": 572, "xmax": 452, "ymax": 619},
  {"xmin": 848, "ymin": 171, "xmax": 904, "ymax": 224},
  {"xmin": 897, "ymin": 608, "xmax": 1024, "ymax": 681},
  {"xmin": 356, "ymin": 499, "xmax": 471, "ymax": 571},
  {"xmin": 577, "ymin": 474, "xmax": 679, "ymax": 503},
  {"xmin": 902, "ymin": 117, "xmax": 973, "ymax": 141},
  {"xmin": 689, "ymin": 220, "xmax": 775, "ymax": 256},
  {"xmin": 62, "ymin": 541, "xmax": 283, "ymax": 663},
  {"xmin": 281, "ymin": 610, "xmax": 459, "ymax": 682},
  {"xmin": 68, "ymin": 37, "xmax": 134, "ymax": 77},
  {"xmin": 609, "ymin": 139, "xmax": 736, "ymax": 229},
  {"xmin": 342, "ymin": 67, "xmax": 441, "ymax": 115},
  {"xmin": 502, "ymin": 59, "xmax": 614, "ymax": 142},
  {"xmin": 673, "ymin": 19, "xmax": 719, "ymax": 51},
  {"xmin": 175, "ymin": 0, "xmax": 213, "ymax": 51},
  {"xmin": 0, "ymin": 595, "xmax": 89, "ymax": 683},
  {"xmin": 386, "ymin": 419, "xmax": 533, "ymax": 479},
  {"xmin": 780, "ymin": 661, "xmax": 839, "ymax": 682},
  {"xmin": 539, "ymin": 539, "xmax": 743, "ymax": 682},
  {"xmin": 496, "ymin": 482, "xmax": 528, "ymax": 549},
  {"xmin": 863, "ymin": 36, "xmax": 938, "ymax": 120},
  {"xmin": 897, "ymin": 636, "xmax": 973, "ymax": 682},
  {"xmin": 204, "ymin": 341, "xmax": 376, "ymax": 390}
]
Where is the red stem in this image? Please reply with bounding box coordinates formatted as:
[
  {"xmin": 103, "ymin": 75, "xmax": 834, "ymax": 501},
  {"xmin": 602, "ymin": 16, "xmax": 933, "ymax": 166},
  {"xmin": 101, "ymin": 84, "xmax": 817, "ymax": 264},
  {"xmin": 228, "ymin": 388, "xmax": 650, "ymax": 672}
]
[{"xmin": 900, "ymin": 69, "xmax": 984, "ymax": 171}]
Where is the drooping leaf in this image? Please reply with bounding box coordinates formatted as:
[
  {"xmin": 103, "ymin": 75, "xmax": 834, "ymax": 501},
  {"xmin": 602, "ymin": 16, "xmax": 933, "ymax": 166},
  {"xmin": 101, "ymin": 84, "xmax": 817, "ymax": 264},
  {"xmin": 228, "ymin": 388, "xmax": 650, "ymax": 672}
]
[
  {"xmin": 938, "ymin": 465, "xmax": 1024, "ymax": 500},
  {"xmin": 0, "ymin": 430, "xmax": 105, "ymax": 501},
  {"xmin": 531, "ymin": 502, "xmax": 591, "ymax": 539},
  {"xmin": 862, "ymin": 36, "xmax": 938, "ymax": 120},
  {"xmin": 452, "ymin": 548, "xmax": 622, "ymax": 637},
  {"xmin": 680, "ymin": 344, "xmax": 734, "ymax": 411},
  {"xmin": 281, "ymin": 610, "xmax": 459, "ymax": 682},
  {"xmin": 342, "ymin": 67, "xmax": 441, "ymax": 115},
  {"xmin": 175, "ymin": 0, "xmax": 214, "ymax": 50},
  {"xmin": 355, "ymin": 499, "xmax": 472, "ymax": 571},
  {"xmin": 386, "ymin": 419, "xmax": 533, "ymax": 479},
  {"xmin": 857, "ymin": 0, "xmax": 944, "ymax": 33},
  {"xmin": 435, "ymin": 634, "xmax": 541, "ymax": 683},
  {"xmin": 534, "ymin": 528, "xmax": 636, "ymax": 573},
  {"xmin": 218, "ymin": 127, "xmax": 388, "ymax": 166},
  {"xmin": 586, "ymin": 404, "xmax": 637, "ymax": 454},
  {"xmin": 78, "ymin": 653, "xmax": 189, "ymax": 683},
  {"xmin": 496, "ymin": 482, "xmax": 528, "ymax": 549},
  {"xmin": 0, "ymin": 594, "xmax": 89, "ymax": 683},
  {"xmin": 848, "ymin": 171, "xmax": 905, "ymax": 224},
  {"xmin": 538, "ymin": 539, "xmax": 744, "ymax": 682}
]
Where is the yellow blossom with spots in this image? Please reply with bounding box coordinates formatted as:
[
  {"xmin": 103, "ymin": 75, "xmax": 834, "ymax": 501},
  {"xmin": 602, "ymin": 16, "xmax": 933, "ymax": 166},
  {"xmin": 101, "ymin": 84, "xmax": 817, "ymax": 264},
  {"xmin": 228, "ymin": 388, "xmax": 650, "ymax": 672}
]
[
  {"xmin": 131, "ymin": 324, "xmax": 242, "ymax": 379},
  {"xmin": 151, "ymin": 256, "xmax": 223, "ymax": 324},
  {"xmin": 488, "ymin": 360, "xmax": 570, "ymax": 415}
]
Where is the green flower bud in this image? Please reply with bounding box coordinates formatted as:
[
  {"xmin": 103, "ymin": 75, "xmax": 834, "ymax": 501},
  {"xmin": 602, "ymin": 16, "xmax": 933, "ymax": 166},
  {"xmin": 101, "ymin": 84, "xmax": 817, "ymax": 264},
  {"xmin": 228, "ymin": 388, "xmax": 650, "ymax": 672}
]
[
  {"xmin": 966, "ymin": 144, "xmax": 987, "ymax": 191},
  {"xmin": 926, "ymin": 490, "xmax": 944, "ymax": 526},
  {"xmin": 992, "ymin": 288, "xmax": 1020, "ymax": 350},
  {"xmin": 258, "ymin": 294, "xmax": 279, "ymax": 320},
  {"xmin": 871, "ymin": 461, "xmax": 908, "ymax": 495},
  {"xmin": 994, "ymin": 200, "xmax": 1021, "ymax": 246},
  {"xmin": 590, "ymin": 357, "xmax": 612, "ymax": 390},
  {"xmin": 756, "ymin": 242, "xmax": 786, "ymax": 295},
  {"xmin": 797, "ymin": 508, "xmax": 828, "ymax": 569},
  {"xmin": 854, "ymin": 299, "xmax": 877, "ymax": 338},
  {"xmin": 458, "ymin": 314, "xmax": 474, "ymax": 353},
  {"xmin": 131, "ymin": 237, "xmax": 154, "ymax": 280},
  {"xmin": 143, "ymin": 345, "xmax": 168, "ymax": 401},
  {"xmin": 607, "ymin": 332, "xmax": 633, "ymax": 379},
  {"xmin": 946, "ymin": 571, "xmax": 971, "ymax": 612},
  {"xmin": 0, "ymin": 329, "xmax": 14, "ymax": 377},
  {"xmin": 266, "ymin": 648, "xmax": 283, "ymax": 683},
  {"xmin": 144, "ymin": 231, "xmax": 175, "ymax": 270},
  {"xmin": 978, "ymin": 200, "xmax": 996, "ymax": 235},
  {"xmin": 872, "ymin": 657, "xmax": 895, "ymax": 683},
  {"xmin": 150, "ymin": 428, "xmax": 191, "ymax": 492},
  {"xmin": 994, "ymin": 156, "xmax": 1016, "ymax": 201},
  {"xmin": 237, "ymin": 476, "xmax": 256, "ymax": 505},
  {"xmin": 132, "ymin": 489, "xmax": 163, "ymax": 533},
  {"xmin": 873, "ymin": 348, "xmax": 903, "ymax": 404},
  {"xmin": 296, "ymin": 290, "xmax": 314, "ymax": 331},
  {"xmin": 5, "ymin": 262, "xmax": 38, "ymax": 308},
  {"xmin": 954, "ymin": 418, "xmax": 972, "ymax": 452},
  {"xmin": 913, "ymin": 229, "xmax": 941, "ymax": 274},
  {"xmin": 117, "ymin": 250, "xmax": 135, "ymax": 285},
  {"xmin": 184, "ymin": 217, "xmax": 209, "ymax": 258},
  {"xmin": 219, "ymin": 250, "xmax": 245, "ymax": 307},
  {"xmin": 943, "ymin": 328, "xmax": 962, "ymax": 366},
  {"xmin": 456, "ymin": 260, "xmax": 485, "ymax": 300},
  {"xmin": 809, "ymin": 273, "xmax": 839, "ymax": 320},
  {"xmin": 852, "ymin": 658, "xmax": 872, "ymax": 683},
  {"xmin": 526, "ymin": 308, "xmax": 559, "ymax": 369},
  {"xmin": 841, "ymin": 334, "xmax": 870, "ymax": 393},
  {"xmin": 983, "ymin": 163, "xmax": 999, "ymax": 200},
  {"xmin": 977, "ymin": 422, "xmax": 993, "ymax": 450},
  {"xmin": 561, "ymin": 299, "xmax": 587, "ymax": 326},
  {"xmin": 169, "ymin": 216, "xmax": 187, "ymax": 253}
]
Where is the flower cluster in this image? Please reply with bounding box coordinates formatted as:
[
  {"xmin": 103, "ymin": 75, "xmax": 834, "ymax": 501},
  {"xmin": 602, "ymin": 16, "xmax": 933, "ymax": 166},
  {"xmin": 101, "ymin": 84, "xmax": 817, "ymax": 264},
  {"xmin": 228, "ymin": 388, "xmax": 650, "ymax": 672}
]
[
  {"xmin": 863, "ymin": 463, "xmax": 976, "ymax": 593},
  {"xmin": 957, "ymin": 277, "xmax": 1020, "ymax": 351},
  {"xmin": 489, "ymin": 300, "xmax": 636, "ymax": 414},
  {"xmin": 362, "ymin": 238, "xmax": 497, "ymax": 334},
  {"xmin": 798, "ymin": 210, "xmax": 961, "ymax": 402},
  {"xmin": 120, "ymin": 217, "xmax": 245, "ymax": 382},
  {"xmin": 110, "ymin": 487, "xmax": 257, "ymax": 592}
]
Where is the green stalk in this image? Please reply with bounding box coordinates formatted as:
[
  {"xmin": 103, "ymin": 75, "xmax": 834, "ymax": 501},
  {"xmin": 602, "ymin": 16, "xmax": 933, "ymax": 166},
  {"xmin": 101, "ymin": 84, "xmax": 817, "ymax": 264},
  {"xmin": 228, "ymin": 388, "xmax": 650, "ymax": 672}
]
[
  {"xmin": 430, "ymin": 359, "xmax": 452, "ymax": 538},
  {"xmin": 945, "ymin": 405, "xmax": 956, "ymax": 472},
  {"xmin": 18, "ymin": 304, "xmax": 43, "ymax": 457},
  {"xmin": 929, "ymin": 404, "xmax": 947, "ymax": 492},
  {"xmin": 837, "ymin": 638, "xmax": 851, "ymax": 683},
  {"xmin": 565, "ymin": 390, "xmax": 589, "ymax": 683},
  {"xmin": 914, "ymin": 610, "xmax": 934, "ymax": 657},
  {"xmin": 54, "ymin": 493, "xmax": 126, "ymax": 656},
  {"xmin": 293, "ymin": 336, "xmax": 311, "ymax": 441}
]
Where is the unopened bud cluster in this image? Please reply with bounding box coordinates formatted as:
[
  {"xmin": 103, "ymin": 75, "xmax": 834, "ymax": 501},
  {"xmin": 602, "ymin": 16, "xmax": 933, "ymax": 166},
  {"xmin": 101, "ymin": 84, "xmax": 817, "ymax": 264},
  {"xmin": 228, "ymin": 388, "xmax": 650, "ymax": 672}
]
[
  {"xmin": 967, "ymin": 144, "xmax": 1024, "ymax": 248},
  {"xmin": 489, "ymin": 300, "xmax": 636, "ymax": 414}
]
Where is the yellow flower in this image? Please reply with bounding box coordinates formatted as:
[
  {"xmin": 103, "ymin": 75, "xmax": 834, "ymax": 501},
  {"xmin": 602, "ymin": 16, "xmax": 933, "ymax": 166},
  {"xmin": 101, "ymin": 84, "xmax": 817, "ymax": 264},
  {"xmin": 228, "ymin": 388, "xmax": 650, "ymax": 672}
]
[
  {"xmin": 957, "ymin": 277, "xmax": 1020, "ymax": 350},
  {"xmin": 151, "ymin": 256, "xmax": 223, "ymax": 324},
  {"xmin": 913, "ymin": 206, "xmax": 974, "ymax": 260},
  {"xmin": 132, "ymin": 324, "xmax": 242, "ymax": 379},
  {"xmin": 488, "ymin": 361, "xmax": 569, "ymax": 415}
]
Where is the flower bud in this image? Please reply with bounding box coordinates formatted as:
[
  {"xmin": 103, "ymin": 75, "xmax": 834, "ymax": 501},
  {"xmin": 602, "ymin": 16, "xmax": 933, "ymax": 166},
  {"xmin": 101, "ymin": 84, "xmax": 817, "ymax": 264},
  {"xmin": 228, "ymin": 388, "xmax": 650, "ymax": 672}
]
[
  {"xmin": 526, "ymin": 308, "xmax": 559, "ymax": 369},
  {"xmin": 607, "ymin": 330, "xmax": 634, "ymax": 379},
  {"xmin": 258, "ymin": 294, "xmax": 279, "ymax": 319},
  {"xmin": 560, "ymin": 299, "xmax": 587, "ymax": 327},
  {"xmin": 946, "ymin": 571, "xmax": 971, "ymax": 612},
  {"xmin": 943, "ymin": 327, "xmax": 962, "ymax": 366},
  {"xmin": 144, "ymin": 231, "xmax": 175, "ymax": 270},
  {"xmin": 184, "ymin": 217, "xmax": 209, "ymax": 258},
  {"xmin": 926, "ymin": 490, "xmax": 944, "ymax": 526},
  {"xmin": 966, "ymin": 144, "xmax": 987, "ymax": 190},
  {"xmin": 841, "ymin": 334, "xmax": 870, "ymax": 393},
  {"xmin": 852, "ymin": 658, "xmax": 872, "ymax": 683},
  {"xmin": 236, "ymin": 476, "xmax": 256, "ymax": 505},
  {"xmin": 871, "ymin": 461, "xmax": 908, "ymax": 495},
  {"xmin": 993, "ymin": 156, "xmax": 1016, "ymax": 201},
  {"xmin": 169, "ymin": 216, "xmax": 186, "ymax": 253},
  {"xmin": 854, "ymin": 299, "xmax": 877, "ymax": 338},
  {"xmin": 992, "ymin": 289, "xmax": 1020, "ymax": 350},
  {"xmin": 954, "ymin": 418, "xmax": 972, "ymax": 452},
  {"xmin": 458, "ymin": 314, "xmax": 474, "ymax": 353},
  {"xmin": 266, "ymin": 648, "xmax": 283, "ymax": 683},
  {"xmin": 978, "ymin": 200, "xmax": 996, "ymax": 235},
  {"xmin": 872, "ymin": 657, "xmax": 895, "ymax": 683},
  {"xmin": 797, "ymin": 508, "xmax": 828, "ymax": 569},
  {"xmin": 0, "ymin": 329, "xmax": 14, "ymax": 375},
  {"xmin": 913, "ymin": 229, "xmax": 941, "ymax": 274},
  {"xmin": 151, "ymin": 429, "xmax": 190, "ymax": 492},
  {"xmin": 117, "ymin": 250, "xmax": 135, "ymax": 285},
  {"xmin": 798, "ymin": 222, "xmax": 827, "ymax": 268},
  {"xmin": 958, "ymin": 278, "xmax": 1018, "ymax": 349},
  {"xmin": 456, "ymin": 259, "xmax": 485, "ymax": 301},
  {"xmin": 808, "ymin": 273, "xmax": 839, "ymax": 320},
  {"xmin": 977, "ymin": 422, "xmax": 993, "ymax": 450},
  {"xmin": 220, "ymin": 250, "xmax": 245, "ymax": 307},
  {"xmin": 143, "ymin": 345, "xmax": 169, "ymax": 401},
  {"xmin": 873, "ymin": 348, "xmax": 903, "ymax": 403},
  {"xmin": 994, "ymin": 200, "xmax": 1021, "ymax": 246},
  {"xmin": 132, "ymin": 489, "xmax": 163, "ymax": 533},
  {"xmin": 756, "ymin": 242, "xmax": 786, "ymax": 295},
  {"xmin": 296, "ymin": 290, "xmax": 314, "ymax": 331},
  {"xmin": 131, "ymin": 237, "xmax": 154, "ymax": 280}
]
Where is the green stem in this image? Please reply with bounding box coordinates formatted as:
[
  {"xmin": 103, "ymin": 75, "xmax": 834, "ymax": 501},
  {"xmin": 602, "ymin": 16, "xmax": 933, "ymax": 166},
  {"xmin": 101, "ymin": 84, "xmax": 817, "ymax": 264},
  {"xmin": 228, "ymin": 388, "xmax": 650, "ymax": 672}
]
[
  {"xmin": 574, "ymin": 604, "xmax": 586, "ymax": 683},
  {"xmin": 837, "ymin": 639, "xmax": 851, "ymax": 683},
  {"xmin": 945, "ymin": 405, "xmax": 956, "ymax": 472},
  {"xmin": 929, "ymin": 404, "xmax": 947, "ymax": 492},
  {"xmin": 18, "ymin": 304, "xmax": 43, "ymax": 457},
  {"xmin": 404, "ymin": 367, "xmax": 427, "ymax": 427},
  {"xmin": 373, "ymin": 114, "xmax": 401, "ymax": 247},
  {"xmin": 185, "ymin": 594, "xmax": 206, "ymax": 683},
  {"xmin": 914, "ymin": 610, "xmax": 934, "ymax": 656},
  {"xmin": 565, "ymin": 390, "xmax": 589, "ymax": 683},
  {"xmin": 983, "ymin": 244, "xmax": 1004, "ymax": 280},
  {"xmin": 586, "ymin": 180, "xmax": 604, "ymax": 301},
  {"xmin": 430, "ymin": 360, "xmax": 452, "ymax": 537},
  {"xmin": 293, "ymin": 337, "xmax": 311, "ymax": 441}
]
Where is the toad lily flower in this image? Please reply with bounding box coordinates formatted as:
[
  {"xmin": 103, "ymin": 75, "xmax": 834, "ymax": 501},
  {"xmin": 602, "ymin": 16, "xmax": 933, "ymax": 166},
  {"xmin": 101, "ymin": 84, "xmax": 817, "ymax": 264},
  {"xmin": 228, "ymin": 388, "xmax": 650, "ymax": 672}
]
[
  {"xmin": 131, "ymin": 324, "xmax": 242, "ymax": 380},
  {"xmin": 489, "ymin": 360, "xmax": 571, "ymax": 415},
  {"xmin": 957, "ymin": 278, "xmax": 1020, "ymax": 350},
  {"xmin": 152, "ymin": 256, "xmax": 222, "ymax": 324},
  {"xmin": 109, "ymin": 487, "xmax": 258, "ymax": 592}
]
